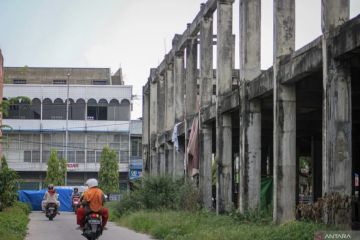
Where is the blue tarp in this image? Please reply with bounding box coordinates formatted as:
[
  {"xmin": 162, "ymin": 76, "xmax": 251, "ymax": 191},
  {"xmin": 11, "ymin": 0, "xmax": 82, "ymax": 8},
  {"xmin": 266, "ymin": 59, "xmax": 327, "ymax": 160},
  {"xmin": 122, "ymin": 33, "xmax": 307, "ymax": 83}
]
[{"xmin": 18, "ymin": 188, "xmax": 73, "ymax": 212}]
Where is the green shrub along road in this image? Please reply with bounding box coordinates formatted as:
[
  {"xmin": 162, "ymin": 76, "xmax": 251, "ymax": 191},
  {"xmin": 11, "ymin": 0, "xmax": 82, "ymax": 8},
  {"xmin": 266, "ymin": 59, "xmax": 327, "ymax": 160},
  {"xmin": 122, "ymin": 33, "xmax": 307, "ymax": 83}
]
[
  {"xmin": 109, "ymin": 176, "xmax": 335, "ymax": 240},
  {"xmin": 0, "ymin": 202, "xmax": 30, "ymax": 240}
]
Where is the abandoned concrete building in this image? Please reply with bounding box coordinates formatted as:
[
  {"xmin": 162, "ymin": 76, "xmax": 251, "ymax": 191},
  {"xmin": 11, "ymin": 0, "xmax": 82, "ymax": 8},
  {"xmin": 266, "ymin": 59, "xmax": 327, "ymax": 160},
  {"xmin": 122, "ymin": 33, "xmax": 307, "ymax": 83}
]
[{"xmin": 142, "ymin": 0, "xmax": 360, "ymax": 224}]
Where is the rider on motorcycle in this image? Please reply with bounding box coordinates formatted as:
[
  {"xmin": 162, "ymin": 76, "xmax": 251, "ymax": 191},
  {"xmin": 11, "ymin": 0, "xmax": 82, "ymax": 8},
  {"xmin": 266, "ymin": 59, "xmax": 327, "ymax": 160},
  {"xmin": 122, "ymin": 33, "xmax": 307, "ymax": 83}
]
[
  {"xmin": 42, "ymin": 184, "xmax": 60, "ymax": 213},
  {"xmin": 71, "ymin": 187, "xmax": 81, "ymax": 209},
  {"xmin": 76, "ymin": 179, "xmax": 109, "ymax": 230},
  {"xmin": 72, "ymin": 187, "xmax": 81, "ymax": 200}
]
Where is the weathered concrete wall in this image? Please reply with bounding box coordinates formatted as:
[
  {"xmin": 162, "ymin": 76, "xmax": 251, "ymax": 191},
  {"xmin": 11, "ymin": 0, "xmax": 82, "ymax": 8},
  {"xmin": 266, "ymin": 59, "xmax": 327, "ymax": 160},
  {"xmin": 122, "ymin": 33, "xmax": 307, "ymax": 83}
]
[{"xmin": 4, "ymin": 67, "xmax": 112, "ymax": 85}]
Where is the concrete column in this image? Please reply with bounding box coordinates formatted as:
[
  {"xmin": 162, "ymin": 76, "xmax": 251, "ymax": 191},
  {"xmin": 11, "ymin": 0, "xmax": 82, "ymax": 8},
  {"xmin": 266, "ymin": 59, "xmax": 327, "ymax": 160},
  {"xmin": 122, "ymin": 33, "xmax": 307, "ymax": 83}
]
[
  {"xmin": 273, "ymin": 0, "xmax": 296, "ymax": 224},
  {"xmin": 151, "ymin": 149, "xmax": 158, "ymax": 176},
  {"xmin": 199, "ymin": 8, "xmax": 213, "ymax": 210},
  {"xmin": 216, "ymin": 0, "xmax": 234, "ymax": 214},
  {"xmin": 149, "ymin": 72, "xmax": 158, "ymax": 176},
  {"xmin": 166, "ymin": 64, "xmax": 175, "ymax": 130},
  {"xmin": 321, "ymin": 0, "xmax": 351, "ymax": 225},
  {"xmin": 142, "ymin": 87, "xmax": 150, "ymax": 173},
  {"xmin": 186, "ymin": 37, "xmax": 198, "ymax": 117},
  {"xmin": 157, "ymin": 74, "xmax": 166, "ymax": 133},
  {"xmin": 174, "ymin": 51, "xmax": 185, "ymax": 123},
  {"xmin": 173, "ymin": 142, "xmax": 184, "ymax": 178},
  {"xmin": 159, "ymin": 146, "xmax": 165, "ymax": 175},
  {"xmin": 173, "ymin": 50, "xmax": 185, "ymax": 178},
  {"xmin": 239, "ymin": 0, "xmax": 262, "ymax": 213},
  {"xmin": 166, "ymin": 143, "xmax": 174, "ymax": 176}
]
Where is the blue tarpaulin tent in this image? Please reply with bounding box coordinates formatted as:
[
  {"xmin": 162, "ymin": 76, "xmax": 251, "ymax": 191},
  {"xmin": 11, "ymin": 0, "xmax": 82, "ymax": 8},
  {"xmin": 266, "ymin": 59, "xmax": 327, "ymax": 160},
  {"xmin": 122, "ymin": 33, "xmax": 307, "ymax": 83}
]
[{"xmin": 18, "ymin": 188, "xmax": 73, "ymax": 211}]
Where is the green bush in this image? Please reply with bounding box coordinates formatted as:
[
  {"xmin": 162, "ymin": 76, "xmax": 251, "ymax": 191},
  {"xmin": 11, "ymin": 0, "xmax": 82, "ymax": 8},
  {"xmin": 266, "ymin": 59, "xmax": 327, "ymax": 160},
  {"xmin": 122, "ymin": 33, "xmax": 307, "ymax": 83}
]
[
  {"xmin": 115, "ymin": 176, "xmax": 200, "ymax": 216},
  {"xmin": 0, "ymin": 156, "xmax": 19, "ymax": 210},
  {"xmin": 0, "ymin": 202, "xmax": 30, "ymax": 240}
]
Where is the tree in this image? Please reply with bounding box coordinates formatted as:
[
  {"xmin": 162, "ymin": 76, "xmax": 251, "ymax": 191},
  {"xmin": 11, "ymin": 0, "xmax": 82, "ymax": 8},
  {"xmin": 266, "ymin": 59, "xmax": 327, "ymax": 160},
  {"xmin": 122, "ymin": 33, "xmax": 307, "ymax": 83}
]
[
  {"xmin": 45, "ymin": 149, "xmax": 65, "ymax": 186},
  {"xmin": 0, "ymin": 156, "xmax": 18, "ymax": 210},
  {"xmin": 59, "ymin": 158, "xmax": 67, "ymax": 186},
  {"xmin": 98, "ymin": 146, "xmax": 119, "ymax": 194}
]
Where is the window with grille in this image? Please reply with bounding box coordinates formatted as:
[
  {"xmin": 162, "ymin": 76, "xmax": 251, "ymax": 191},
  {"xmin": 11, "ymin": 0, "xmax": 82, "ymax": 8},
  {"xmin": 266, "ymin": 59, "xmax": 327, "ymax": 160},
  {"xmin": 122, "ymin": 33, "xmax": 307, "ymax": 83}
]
[
  {"xmin": 13, "ymin": 79, "xmax": 27, "ymax": 84},
  {"xmin": 53, "ymin": 79, "xmax": 67, "ymax": 85}
]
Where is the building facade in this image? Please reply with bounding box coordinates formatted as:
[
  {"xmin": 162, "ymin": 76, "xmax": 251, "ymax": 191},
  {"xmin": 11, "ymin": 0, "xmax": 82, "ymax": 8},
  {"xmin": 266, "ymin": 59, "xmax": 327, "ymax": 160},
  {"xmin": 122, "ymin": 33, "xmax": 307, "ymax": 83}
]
[{"xmin": 2, "ymin": 67, "xmax": 137, "ymax": 191}]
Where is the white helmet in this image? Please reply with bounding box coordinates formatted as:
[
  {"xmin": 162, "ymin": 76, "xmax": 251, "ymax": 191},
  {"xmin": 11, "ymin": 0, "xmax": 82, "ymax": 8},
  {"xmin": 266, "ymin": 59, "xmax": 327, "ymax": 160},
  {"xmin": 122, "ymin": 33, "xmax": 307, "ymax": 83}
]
[{"xmin": 86, "ymin": 178, "xmax": 98, "ymax": 188}]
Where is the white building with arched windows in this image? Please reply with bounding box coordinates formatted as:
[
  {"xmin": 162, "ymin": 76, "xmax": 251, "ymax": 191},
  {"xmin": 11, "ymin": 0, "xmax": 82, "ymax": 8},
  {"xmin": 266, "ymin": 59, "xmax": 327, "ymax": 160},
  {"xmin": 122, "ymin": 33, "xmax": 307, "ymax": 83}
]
[{"xmin": 2, "ymin": 67, "xmax": 141, "ymax": 191}]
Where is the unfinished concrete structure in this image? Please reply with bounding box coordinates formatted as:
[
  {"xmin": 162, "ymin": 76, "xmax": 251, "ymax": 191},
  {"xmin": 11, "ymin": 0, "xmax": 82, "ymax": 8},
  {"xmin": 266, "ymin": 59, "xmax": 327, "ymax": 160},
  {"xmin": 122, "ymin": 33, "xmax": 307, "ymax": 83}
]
[{"xmin": 142, "ymin": 0, "xmax": 360, "ymax": 224}]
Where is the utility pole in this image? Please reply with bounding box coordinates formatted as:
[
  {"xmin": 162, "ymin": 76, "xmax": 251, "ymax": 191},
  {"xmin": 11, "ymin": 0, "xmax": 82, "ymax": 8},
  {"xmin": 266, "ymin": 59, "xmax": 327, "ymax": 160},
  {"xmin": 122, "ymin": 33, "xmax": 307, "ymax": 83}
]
[{"xmin": 65, "ymin": 72, "xmax": 70, "ymax": 186}]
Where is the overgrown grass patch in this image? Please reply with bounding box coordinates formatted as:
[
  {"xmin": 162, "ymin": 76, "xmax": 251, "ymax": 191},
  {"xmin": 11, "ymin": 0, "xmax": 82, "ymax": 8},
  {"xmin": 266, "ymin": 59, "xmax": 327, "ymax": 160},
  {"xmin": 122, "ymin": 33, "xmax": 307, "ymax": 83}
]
[
  {"xmin": 0, "ymin": 202, "xmax": 30, "ymax": 240},
  {"xmin": 114, "ymin": 210, "xmax": 335, "ymax": 240}
]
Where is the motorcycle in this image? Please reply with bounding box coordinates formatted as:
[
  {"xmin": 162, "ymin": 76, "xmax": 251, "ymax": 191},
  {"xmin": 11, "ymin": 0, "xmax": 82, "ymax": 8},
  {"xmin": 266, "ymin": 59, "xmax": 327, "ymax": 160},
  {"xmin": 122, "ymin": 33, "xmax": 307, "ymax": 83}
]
[
  {"xmin": 45, "ymin": 202, "xmax": 57, "ymax": 221},
  {"xmin": 82, "ymin": 212, "xmax": 103, "ymax": 240},
  {"xmin": 72, "ymin": 196, "xmax": 80, "ymax": 213}
]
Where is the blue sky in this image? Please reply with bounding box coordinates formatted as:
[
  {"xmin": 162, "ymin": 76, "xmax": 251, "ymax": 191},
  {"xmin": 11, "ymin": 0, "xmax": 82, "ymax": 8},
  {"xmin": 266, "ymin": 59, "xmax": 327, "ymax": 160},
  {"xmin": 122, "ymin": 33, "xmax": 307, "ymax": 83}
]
[{"xmin": 1, "ymin": 0, "xmax": 360, "ymax": 119}]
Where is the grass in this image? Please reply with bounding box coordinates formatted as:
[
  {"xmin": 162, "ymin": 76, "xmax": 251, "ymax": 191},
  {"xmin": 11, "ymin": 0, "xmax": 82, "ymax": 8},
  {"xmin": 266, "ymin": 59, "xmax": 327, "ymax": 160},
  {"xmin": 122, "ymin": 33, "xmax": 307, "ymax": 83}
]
[
  {"xmin": 111, "ymin": 209, "xmax": 336, "ymax": 240},
  {"xmin": 0, "ymin": 202, "xmax": 30, "ymax": 240}
]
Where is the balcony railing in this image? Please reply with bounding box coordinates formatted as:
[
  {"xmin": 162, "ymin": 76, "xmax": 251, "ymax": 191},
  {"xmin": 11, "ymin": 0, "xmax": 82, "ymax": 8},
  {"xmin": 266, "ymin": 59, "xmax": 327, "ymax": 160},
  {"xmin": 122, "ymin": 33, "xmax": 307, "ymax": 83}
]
[{"xmin": 7, "ymin": 161, "xmax": 129, "ymax": 172}]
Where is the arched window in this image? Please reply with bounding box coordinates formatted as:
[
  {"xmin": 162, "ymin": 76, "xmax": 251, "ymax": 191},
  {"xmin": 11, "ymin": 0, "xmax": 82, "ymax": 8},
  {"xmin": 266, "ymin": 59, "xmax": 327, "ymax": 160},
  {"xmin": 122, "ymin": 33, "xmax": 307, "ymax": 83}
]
[
  {"xmin": 97, "ymin": 99, "xmax": 108, "ymax": 120},
  {"xmin": 119, "ymin": 99, "xmax": 130, "ymax": 121},
  {"xmin": 42, "ymin": 98, "xmax": 52, "ymax": 120},
  {"xmin": 31, "ymin": 98, "xmax": 41, "ymax": 119},
  {"xmin": 71, "ymin": 99, "xmax": 86, "ymax": 120},
  {"xmin": 52, "ymin": 98, "xmax": 66, "ymax": 119},
  {"xmin": 108, "ymin": 99, "xmax": 120, "ymax": 120},
  {"xmin": 87, "ymin": 99, "xmax": 98, "ymax": 120}
]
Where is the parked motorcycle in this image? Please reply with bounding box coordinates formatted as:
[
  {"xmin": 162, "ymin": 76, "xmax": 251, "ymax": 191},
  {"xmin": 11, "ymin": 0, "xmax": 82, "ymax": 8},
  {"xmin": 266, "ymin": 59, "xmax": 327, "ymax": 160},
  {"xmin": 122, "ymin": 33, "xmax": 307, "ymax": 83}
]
[
  {"xmin": 82, "ymin": 212, "xmax": 103, "ymax": 240},
  {"xmin": 45, "ymin": 202, "xmax": 57, "ymax": 221},
  {"xmin": 72, "ymin": 196, "xmax": 80, "ymax": 213}
]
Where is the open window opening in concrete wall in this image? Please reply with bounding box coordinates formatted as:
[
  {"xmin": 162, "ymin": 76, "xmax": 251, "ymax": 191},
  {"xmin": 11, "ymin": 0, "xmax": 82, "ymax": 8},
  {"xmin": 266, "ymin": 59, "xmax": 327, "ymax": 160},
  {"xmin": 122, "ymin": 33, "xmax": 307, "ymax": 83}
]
[
  {"xmin": 211, "ymin": 121, "xmax": 216, "ymax": 209},
  {"xmin": 232, "ymin": 110, "xmax": 240, "ymax": 208},
  {"xmin": 296, "ymin": 72, "xmax": 323, "ymax": 204},
  {"xmin": 260, "ymin": 94, "xmax": 273, "ymax": 209}
]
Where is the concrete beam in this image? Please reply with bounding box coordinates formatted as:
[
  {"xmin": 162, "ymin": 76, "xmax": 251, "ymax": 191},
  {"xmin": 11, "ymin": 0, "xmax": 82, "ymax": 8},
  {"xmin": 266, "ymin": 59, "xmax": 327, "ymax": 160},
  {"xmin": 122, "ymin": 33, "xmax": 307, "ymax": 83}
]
[{"xmin": 273, "ymin": 0, "xmax": 296, "ymax": 224}]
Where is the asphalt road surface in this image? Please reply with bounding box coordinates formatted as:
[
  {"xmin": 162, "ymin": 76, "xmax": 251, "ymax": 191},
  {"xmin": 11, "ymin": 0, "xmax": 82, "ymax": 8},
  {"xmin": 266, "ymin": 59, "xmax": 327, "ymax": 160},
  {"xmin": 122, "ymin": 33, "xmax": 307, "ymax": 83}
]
[{"xmin": 25, "ymin": 212, "xmax": 152, "ymax": 240}]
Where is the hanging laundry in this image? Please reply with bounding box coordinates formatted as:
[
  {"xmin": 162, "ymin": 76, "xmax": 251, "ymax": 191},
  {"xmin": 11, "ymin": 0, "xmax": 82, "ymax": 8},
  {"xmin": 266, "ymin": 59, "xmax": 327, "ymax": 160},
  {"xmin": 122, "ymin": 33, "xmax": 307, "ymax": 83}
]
[
  {"xmin": 172, "ymin": 122, "xmax": 181, "ymax": 152},
  {"xmin": 187, "ymin": 116, "xmax": 199, "ymax": 177}
]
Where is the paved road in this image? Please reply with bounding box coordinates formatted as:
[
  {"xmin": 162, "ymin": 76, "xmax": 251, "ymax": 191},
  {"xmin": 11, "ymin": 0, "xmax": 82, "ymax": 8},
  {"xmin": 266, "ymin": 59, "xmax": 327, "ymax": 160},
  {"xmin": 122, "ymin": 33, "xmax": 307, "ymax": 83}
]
[{"xmin": 26, "ymin": 212, "xmax": 152, "ymax": 240}]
